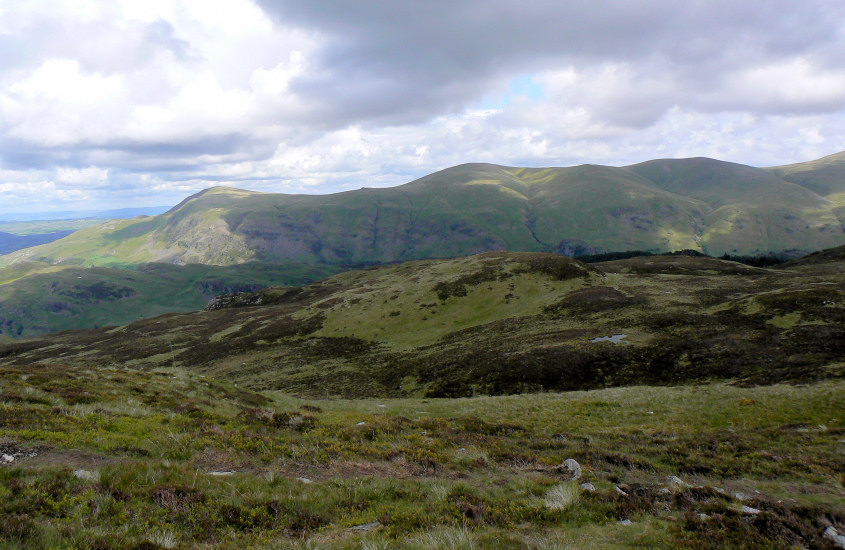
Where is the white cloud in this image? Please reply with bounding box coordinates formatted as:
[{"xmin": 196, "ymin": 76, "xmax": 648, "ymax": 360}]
[
  {"xmin": 56, "ymin": 166, "xmax": 109, "ymax": 187},
  {"xmin": 721, "ymin": 57, "xmax": 845, "ymax": 112},
  {"xmin": 2, "ymin": 59, "xmax": 126, "ymax": 146}
]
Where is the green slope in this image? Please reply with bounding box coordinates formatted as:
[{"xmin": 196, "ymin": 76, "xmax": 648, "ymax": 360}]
[
  {"xmin": 767, "ymin": 150, "xmax": 845, "ymax": 197},
  {"xmin": 3, "ymin": 153, "xmax": 844, "ymax": 270},
  {"xmin": 626, "ymin": 157, "xmax": 844, "ymax": 255}
]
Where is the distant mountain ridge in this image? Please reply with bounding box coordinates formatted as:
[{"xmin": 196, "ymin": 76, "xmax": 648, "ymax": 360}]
[
  {"xmin": 0, "ymin": 230, "xmax": 75, "ymax": 255},
  {"xmin": 0, "ymin": 206, "xmax": 170, "ymax": 222},
  {"xmin": 2, "ymin": 153, "xmax": 844, "ymax": 268}
]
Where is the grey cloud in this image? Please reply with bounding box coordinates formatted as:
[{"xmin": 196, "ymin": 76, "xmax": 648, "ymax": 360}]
[
  {"xmin": 256, "ymin": 0, "xmax": 845, "ymax": 127},
  {"xmin": 143, "ymin": 20, "xmax": 193, "ymax": 63},
  {"xmin": 0, "ymin": 133, "xmax": 271, "ymax": 175}
]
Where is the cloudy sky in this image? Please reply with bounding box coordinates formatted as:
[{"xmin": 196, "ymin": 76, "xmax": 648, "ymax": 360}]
[{"xmin": 1, "ymin": 0, "xmax": 844, "ymax": 214}]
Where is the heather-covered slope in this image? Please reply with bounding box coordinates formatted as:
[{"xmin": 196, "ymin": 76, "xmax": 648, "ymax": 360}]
[{"xmin": 2, "ymin": 249, "xmax": 841, "ymax": 397}]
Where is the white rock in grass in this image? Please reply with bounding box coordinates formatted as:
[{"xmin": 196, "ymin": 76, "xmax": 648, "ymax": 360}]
[
  {"xmin": 73, "ymin": 469, "xmax": 99, "ymax": 481},
  {"xmin": 618, "ymin": 519, "xmax": 633, "ymax": 525},
  {"xmin": 741, "ymin": 505, "xmax": 761, "ymax": 515},
  {"xmin": 667, "ymin": 475, "xmax": 689, "ymax": 488},
  {"xmin": 296, "ymin": 477, "xmax": 313, "ymax": 484},
  {"xmin": 350, "ymin": 522, "xmax": 381, "ymax": 531},
  {"xmin": 563, "ymin": 458, "xmax": 581, "ymax": 479},
  {"xmin": 1, "ymin": 454, "xmax": 14, "ymax": 463},
  {"xmin": 615, "ymin": 486, "xmax": 628, "ymax": 496},
  {"xmin": 207, "ymin": 471, "xmax": 234, "ymax": 476},
  {"xmin": 824, "ymin": 527, "xmax": 845, "ymax": 549},
  {"xmin": 580, "ymin": 482, "xmax": 596, "ymax": 492}
]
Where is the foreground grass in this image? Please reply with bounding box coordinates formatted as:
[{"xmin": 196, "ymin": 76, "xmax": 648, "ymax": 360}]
[{"xmin": 0, "ymin": 364, "xmax": 842, "ymax": 548}]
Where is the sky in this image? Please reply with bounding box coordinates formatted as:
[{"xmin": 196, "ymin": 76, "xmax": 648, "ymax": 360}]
[{"xmin": 1, "ymin": 0, "xmax": 844, "ymax": 214}]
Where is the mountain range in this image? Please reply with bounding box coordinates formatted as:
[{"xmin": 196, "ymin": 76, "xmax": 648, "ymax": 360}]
[
  {"xmin": 0, "ymin": 151, "xmax": 843, "ymax": 338},
  {"xmin": 3, "ymin": 153, "xmax": 844, "ymax": 270}
]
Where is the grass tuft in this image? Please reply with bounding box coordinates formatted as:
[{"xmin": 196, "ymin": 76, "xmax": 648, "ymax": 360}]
[{"xmin": 543, "ymin": 482, "xmax": 581, "ymax": 511}]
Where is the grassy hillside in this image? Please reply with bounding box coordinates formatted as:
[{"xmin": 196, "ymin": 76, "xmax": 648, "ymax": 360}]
[
  {"xmin": 0, "ymin": 363, "xmax": 840, "ymax": 549},
  {"xmin": 628, "ymin": 157, "xmax": 845, "ymax": 254},
  {"xmin": 0, "ymin": 261, "xmax": 341, "ymax": 338},
  {"xmin": 2, "ymin": 250, "xmax": 842, "ymax": 398},
  {"xmin": 768, "ymin": 151, "xmax": 845, "ymax": 197},
  {"xmin": 3, "ymin": 154, "xmax": 844, "ymax": 271},
  {"xmin": 1, "ymin": 250, "xmax": 843, "ymax": 548}
]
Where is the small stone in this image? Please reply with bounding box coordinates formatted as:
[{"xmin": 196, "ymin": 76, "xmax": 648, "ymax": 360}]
[
  {"xmin": 698, "ymin": 513, "xmax": 710, "ymax": 521},
  {"xmin": 618, "ymin": 519, "xmax": 633, "ymax": 525},
  {"xmin": 356, "ymin": 421, "xmax": 367, "ymax": 426},
  {"xmin": 349, "ymin": 522, "xmax": 381, "ymax": 531},
  {"xmin": 615, "ymin": 486, "xmax": 628, "ymax": 496},
  {"xmin": 734, "ymin": 492, "xmax": 749, "ymax": 501},
  {"xmin": 667, "ymin": 475, "xmax": 689, "ymax": 488},
  {"xmin": 207, "ymin": 471, "xmax": 234, "ymax": 476},
  {"xmin": 563, "ymin": 458, "xmax": 582, "ymax": 480},
  {"xmin": 296, "ymin": 477, "xmax": 313, "ymax": 484},
  {"xmin": 740, "ymin": 505, "xmax": 761, "ymax": 515},
  {"xmin": 1, "ymin": 454, "xmax": 14, "ymax": 463},
  {"xmin": 658, "ymin": 487, "xmax": 670, "ymax": 495},
  {"xmin": 824, "ymin": 527, "xmax": 845, "ymax": 549},
  {"xmin": 580, "ymin": 482, "xmax": 596, "ymax": 492}
]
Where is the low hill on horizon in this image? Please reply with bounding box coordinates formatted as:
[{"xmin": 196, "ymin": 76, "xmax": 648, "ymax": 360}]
[
  {"xmin": 3, "ymin": 153, "xmax": 844, "ymax": 269},
  {"xmin": 0, "ymin": 261, "xmax": 340, "ymax": 338}
]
